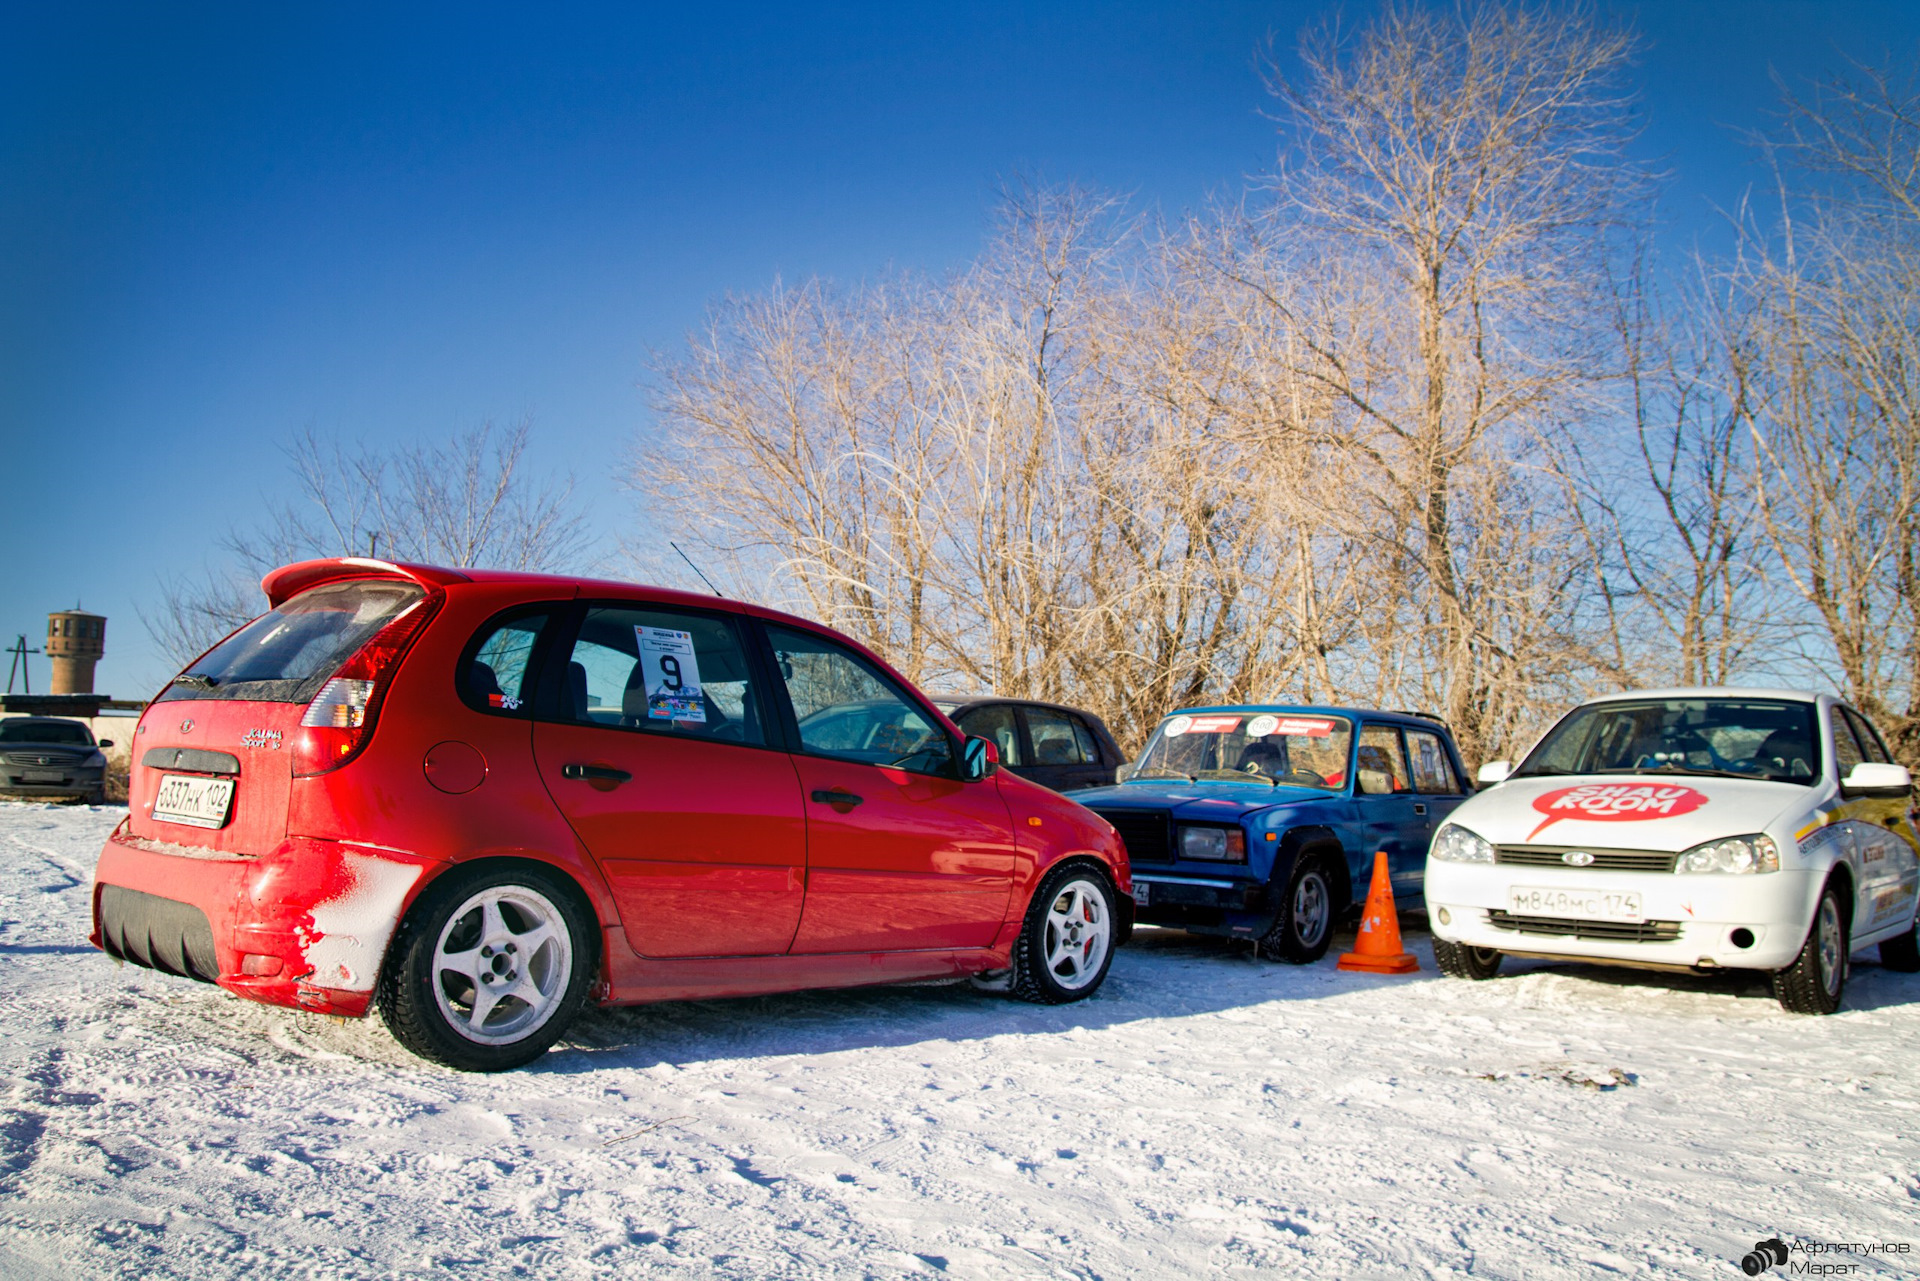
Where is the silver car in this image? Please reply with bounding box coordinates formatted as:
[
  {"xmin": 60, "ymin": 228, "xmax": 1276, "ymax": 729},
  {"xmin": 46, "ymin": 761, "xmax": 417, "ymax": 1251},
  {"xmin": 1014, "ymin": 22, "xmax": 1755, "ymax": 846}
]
[{"xmin": 0, "ymin": 717, "xmax": 112, "ymax": 803}]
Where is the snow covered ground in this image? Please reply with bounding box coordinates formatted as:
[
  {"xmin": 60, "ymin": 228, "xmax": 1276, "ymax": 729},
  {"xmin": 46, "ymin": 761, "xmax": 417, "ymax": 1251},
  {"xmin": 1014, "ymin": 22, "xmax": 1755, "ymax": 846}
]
[{"xmin": 2, "ymin": 802, "xmax": 1916, "ymax": 1279}]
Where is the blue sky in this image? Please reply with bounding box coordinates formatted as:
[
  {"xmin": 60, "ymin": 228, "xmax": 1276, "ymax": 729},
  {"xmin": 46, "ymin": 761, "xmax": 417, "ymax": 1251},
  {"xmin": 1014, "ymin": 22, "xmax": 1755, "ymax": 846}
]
[{"xmin": 3, "ymin": 1, "xmax": 1917, "ymax": 696}]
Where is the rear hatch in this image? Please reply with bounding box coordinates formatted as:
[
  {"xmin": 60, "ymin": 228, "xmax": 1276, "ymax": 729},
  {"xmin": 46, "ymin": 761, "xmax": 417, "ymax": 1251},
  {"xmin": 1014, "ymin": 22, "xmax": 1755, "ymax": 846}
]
[{"xmin": 127, "ymin": 577, "xmax": 430, "ymax": 855}]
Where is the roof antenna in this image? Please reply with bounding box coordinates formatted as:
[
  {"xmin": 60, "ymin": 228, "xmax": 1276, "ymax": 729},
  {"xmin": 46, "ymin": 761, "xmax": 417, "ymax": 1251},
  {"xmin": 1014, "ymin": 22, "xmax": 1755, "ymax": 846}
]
[{"xmin": 670, "ymin": 541, "xmax": 723, "ymax": 597}]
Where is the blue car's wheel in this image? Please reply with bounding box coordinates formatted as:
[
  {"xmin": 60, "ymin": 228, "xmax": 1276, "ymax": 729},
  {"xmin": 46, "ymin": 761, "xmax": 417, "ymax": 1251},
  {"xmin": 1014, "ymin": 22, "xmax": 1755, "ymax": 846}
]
[{"xmin": 1258, "ymin": 857, "xmax": 1335, "ymax": 964}]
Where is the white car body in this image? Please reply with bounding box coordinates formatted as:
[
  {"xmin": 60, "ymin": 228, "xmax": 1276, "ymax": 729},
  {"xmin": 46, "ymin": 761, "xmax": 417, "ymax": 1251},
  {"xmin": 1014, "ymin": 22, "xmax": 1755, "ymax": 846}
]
[{"xmin": 1426, "ymin": 688, "xmax": 1920, "ymax": 975}]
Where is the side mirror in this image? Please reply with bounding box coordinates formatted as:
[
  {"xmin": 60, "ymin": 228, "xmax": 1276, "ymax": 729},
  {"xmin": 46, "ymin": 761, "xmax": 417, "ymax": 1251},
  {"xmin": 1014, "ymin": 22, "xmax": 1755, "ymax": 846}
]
[
  {"xmin": 1477, "ymin": 760, "xmax": 1513, "ymax": 785},
  {"xmin": 960, "ymin": 735, "xmax": 998, "ymax": 782},
  {"xmin": 1841, "ymin": 761, "xmax": 1913, "ymax": 799},
  {"xmin": 97, "ymin": 739, "xmax": 114, "ymax": 749}
]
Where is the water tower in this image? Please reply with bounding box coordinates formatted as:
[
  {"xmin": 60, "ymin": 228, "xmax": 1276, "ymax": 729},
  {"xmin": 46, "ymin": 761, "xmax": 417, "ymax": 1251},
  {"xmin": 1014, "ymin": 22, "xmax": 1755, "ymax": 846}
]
[{"xmin": 45, "ymin": 609, "xmax": 105, "ymax": 695}]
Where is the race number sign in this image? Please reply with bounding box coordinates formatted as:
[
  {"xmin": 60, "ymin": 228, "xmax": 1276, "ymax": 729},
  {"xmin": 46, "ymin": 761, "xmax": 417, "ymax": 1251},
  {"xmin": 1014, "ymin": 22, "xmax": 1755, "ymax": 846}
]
[{"xmin": 635, "ymin": 626, "xmax": 705, "ymax": 722}]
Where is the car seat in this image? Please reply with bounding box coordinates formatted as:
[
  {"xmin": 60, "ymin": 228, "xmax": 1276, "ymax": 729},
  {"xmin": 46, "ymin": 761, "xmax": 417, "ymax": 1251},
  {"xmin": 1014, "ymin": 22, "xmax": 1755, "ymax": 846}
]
[
  {"xmin": 1756, "ymin": 727, "xmax": 1815, "ymax": 778},
  {"xmin": 1355, "ymin": 744, "xmax": 1402, "ymax": 794},
  {"xmin": 1235, "ymin": 740, "xmax": 1288, "ymax": 776},
  {"xmin": 567, "ymin": 662, "xmax": 591, "ymax": 721},
  {"xmin": 1034, "ymin": 735, "xmax": 1078, "ymax": 765}
]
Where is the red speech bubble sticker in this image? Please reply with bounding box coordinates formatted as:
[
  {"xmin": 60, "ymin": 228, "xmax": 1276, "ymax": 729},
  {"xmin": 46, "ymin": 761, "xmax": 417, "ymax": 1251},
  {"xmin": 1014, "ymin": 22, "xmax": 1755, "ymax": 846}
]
[{"xmin": 1525, "ymin": 783, "xmax": 1709, "ymax": 840}]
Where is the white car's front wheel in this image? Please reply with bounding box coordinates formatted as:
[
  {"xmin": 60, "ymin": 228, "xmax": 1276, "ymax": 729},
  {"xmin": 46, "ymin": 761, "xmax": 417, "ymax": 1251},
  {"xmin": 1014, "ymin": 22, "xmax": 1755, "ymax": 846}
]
[{"xmin": 1772, "ymin": 880, "xmax": 1848, "ymax": 1015}]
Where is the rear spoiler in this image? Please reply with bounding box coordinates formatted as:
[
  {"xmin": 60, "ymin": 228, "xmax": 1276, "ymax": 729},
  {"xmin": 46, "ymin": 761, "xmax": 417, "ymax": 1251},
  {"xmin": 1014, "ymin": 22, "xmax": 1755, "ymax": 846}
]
[{"xmin": 261, "ymin": 558, "xmax": 472, "ymax": 608}]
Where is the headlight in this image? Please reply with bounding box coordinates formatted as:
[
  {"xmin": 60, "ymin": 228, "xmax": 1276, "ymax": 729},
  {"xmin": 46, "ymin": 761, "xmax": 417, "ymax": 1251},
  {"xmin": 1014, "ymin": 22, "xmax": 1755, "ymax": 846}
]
[
  {"xmin": 1675, "ymin": 834, "xmax": 1779, "ymax": 874},
  {"xmin": 1431, "ymin": 824, "xmax": 1494, "ymax": 864},
  {"xmin": 1177, "ymin": 825, "xmax": 1247, "ymax": 862}
]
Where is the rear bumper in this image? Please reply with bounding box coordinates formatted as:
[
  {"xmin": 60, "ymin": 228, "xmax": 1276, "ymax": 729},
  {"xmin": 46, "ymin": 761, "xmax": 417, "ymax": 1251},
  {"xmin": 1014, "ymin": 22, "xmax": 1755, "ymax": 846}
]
[{"xmin": 91, "ymin": 824, "xmax": 442, "ymax": 1017}]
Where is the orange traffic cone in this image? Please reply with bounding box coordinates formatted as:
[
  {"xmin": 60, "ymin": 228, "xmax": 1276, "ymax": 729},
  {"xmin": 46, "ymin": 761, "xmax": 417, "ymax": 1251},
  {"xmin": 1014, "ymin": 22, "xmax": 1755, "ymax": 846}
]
[{"xmin": 1337, "ymin": 851, "xmax": 1419, "ymax": 974}]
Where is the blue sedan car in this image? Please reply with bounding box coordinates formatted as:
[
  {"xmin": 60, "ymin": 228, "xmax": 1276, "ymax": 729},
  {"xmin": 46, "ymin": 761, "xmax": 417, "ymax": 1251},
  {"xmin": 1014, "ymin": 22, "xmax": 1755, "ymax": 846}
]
[{"xmin": 1069, "ymin": 706, "xmax": 1473, "ymax": 962}]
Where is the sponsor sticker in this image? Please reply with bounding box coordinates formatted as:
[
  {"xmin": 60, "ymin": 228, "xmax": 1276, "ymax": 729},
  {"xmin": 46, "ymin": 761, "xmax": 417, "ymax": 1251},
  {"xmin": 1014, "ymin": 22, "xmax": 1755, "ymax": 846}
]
[
  {"xmin": 1185, "ymin": 715, "xmax": 1243, "ymax": 735},
  {"xmin": 1526, "ymin": 783, "xmax": 1708, "ymax": 840},
  {"xmin": 1163, "ymin": 715, "xmax": 1195, "ymax": 737},
  {"xmin": 636, "ymin": 626, "xmax": 705, "ymax": 722}
]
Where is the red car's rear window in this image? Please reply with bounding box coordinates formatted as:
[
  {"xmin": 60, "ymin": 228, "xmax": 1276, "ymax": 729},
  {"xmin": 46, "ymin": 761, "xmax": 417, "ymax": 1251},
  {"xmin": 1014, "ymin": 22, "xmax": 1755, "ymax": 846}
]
[{"xmin": 157, "ymin": 579, "xmax": 426, "ymax": 705}]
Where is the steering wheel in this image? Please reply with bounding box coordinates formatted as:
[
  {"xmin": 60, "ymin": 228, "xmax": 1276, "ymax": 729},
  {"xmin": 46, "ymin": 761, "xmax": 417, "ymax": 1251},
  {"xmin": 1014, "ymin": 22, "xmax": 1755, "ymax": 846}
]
[
  {"xmin": 1281, "ymin": 768, "xmax": 1326, "ymax": 786},
  {"xmin": 709, "ymin": 721, "xmax": 746, "ymax": 742}
]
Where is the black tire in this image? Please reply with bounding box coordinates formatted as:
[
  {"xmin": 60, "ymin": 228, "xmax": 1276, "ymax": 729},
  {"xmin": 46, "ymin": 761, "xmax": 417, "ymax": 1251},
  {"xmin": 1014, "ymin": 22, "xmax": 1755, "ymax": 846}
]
[
  {"xmin": 1257, "ymin": 856, "xmax": 1337, "ymax": 964},
  {"xmin": 1879, "ymin": 916, "xmax": 1920, "ymax": 972},
  {"xmin": 1773, "ymin": 879, "xmax": 1849, "ymax": 1015},
  {"xmin": 1006, "ymin": 863, "xmax": 1118, "ymax": 1004},
  {"xmin": 377, "ymin": 863, "xmax": 599, "ymax": 1071},
  {"xmin": 1433, "ymin": 937, "xmax": 1503, "ymax": 980}
]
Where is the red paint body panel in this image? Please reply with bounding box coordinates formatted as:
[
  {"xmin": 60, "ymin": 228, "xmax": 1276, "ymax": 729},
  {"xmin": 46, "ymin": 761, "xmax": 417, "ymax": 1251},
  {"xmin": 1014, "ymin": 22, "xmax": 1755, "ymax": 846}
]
[
  {"xmin": 532, "ymin": 720, "xmax": 810, "ymax": 957},
  {"xmin": 787, "ymin": 755, "xmax": 1016, "ymax": 952},
  {"xmin": 92, "ymin": 561, "xmax": 1129, "ymax": 1021}
]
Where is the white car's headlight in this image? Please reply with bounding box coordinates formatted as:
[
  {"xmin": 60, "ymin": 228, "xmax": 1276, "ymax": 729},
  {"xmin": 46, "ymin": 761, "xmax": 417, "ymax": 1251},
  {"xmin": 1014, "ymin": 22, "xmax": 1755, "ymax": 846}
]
[
  {"xmin": 1675, "ymin": 834, "xmax": 1779, "ymax": 874},
  {"xmin": 1431, "ymin": 824, "xmax": 1494, "ymax": 864}
]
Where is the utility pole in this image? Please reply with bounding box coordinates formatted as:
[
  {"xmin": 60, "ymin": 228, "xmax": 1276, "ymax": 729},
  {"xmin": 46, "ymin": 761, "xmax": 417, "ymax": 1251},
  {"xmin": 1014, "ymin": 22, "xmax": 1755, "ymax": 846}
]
[{"xmin": 5, "ymin": 635, "xmax": 41, "ymax": 693}]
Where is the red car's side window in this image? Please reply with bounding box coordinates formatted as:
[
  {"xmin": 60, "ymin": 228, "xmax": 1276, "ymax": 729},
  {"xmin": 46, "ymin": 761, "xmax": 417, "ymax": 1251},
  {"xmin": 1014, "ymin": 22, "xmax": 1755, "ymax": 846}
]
[
  {"xmin": 560, "ymin": 605, "xmax": 767, "ymax": 746},
  {"xmin": 765, "ymin": 625, "xmax": 953, "ymax": 776}
]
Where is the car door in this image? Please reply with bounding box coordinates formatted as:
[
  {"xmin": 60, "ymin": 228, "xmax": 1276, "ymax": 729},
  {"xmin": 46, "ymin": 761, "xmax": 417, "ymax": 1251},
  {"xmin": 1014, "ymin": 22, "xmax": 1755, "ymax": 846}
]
[
  {"xmin": 1354, "ymin": 723, "xmax": 1427, "ymax": 897},
  {"xmin": 1838, "ymin": 706, "xmax": 1920, "ymax": 936},
  {"xmin": 1405, "ymin": 726, "xmax": 1467, "ymax": 866},
  {"xmin": 1022, "ymin": 706, "xmax": 1114, "ymax": 791},
  {"xmin": 531, "ymin": 602, "xmax": 809, "ymax": 958},
  {"xmin": 764, "ymin": 623, "xmax": 1017, "ymax": 953}
]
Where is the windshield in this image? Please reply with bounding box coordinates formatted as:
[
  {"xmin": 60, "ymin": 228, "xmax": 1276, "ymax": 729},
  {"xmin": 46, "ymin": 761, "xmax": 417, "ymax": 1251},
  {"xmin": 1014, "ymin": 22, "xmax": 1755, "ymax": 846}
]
[
  {"xmin": 1517, "ymin": 698, "xmax": 1820, "ymax": 785},
  {"xmin": 1128, "ymin": 712, "xmax": 1353, "ymax": 789},
  {"xmin": 157, "ymin": 579, "xmax": 427, "ymax": 705},
  {"xmin": 0, "ymin": 720, "xmax": 93, "ymax": 746}
]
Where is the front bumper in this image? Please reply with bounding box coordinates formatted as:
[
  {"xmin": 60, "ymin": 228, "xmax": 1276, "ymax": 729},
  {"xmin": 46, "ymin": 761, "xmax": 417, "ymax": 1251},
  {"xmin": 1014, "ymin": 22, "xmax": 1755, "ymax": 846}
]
[
  {"xmin": 1425, "ymin": 862, "xmax": 1821, "ymax": 971},
  {"xmin": 1131, "ymin": 872, "xmax": 1272, "ymax": 935},
  {"xmin": 92, "ymin": 823, "xmax": 439, "ymax": 1017},
  {"xmin": 1, "ymin": 764, "xmax": 106, "ymax": 798}
]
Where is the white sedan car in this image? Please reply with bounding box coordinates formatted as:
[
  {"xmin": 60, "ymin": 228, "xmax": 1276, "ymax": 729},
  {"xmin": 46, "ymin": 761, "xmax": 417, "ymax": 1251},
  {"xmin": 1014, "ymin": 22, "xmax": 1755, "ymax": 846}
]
[{"xmin": 1425, "ymin": 688, "xmax": 1918, "ymax": 1013}]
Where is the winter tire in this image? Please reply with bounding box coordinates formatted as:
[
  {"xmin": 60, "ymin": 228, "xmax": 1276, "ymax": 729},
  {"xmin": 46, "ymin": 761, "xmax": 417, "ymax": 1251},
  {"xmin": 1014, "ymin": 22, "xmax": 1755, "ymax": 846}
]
[
  {"xmin": 378, "ymin": 863, "xmax": 598, "ymax": 1071},
  {"xmin": 1878, "ymin": 916, "xmax": 1920, "ymax": 972},
  {"xmin": 1772, "ymin": 880, "xmax": 1849, "ymax": 1015},
  {"xmin": 1257, "ymin": 856, "xmax": 1336, "ymax": 964},
  {"xmin": 1433, "ymin": 938, "xmax": 1503, "ymax": 980},
  {"xmin": 1006, "ymin": 864, "xmax": 1117, "ymax": 1004}
]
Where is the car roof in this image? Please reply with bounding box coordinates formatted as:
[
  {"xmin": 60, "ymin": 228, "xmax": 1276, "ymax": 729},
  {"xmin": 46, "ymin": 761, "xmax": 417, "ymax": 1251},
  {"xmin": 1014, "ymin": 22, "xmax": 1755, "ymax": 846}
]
[
  {"xmin": 1576, "ymin": 686, "xmax": 1828, "ymax": 706},
  {"xmin": 259, "ymin": 557, "xmax": 853, "ymax": 638},
  {"xmin": 1159, "ymin": 703, "xmax": 1451, "ymax": 732},
  {"xmin": 3, "ymin": 716, "xmax": 89, "ymax": 728}
]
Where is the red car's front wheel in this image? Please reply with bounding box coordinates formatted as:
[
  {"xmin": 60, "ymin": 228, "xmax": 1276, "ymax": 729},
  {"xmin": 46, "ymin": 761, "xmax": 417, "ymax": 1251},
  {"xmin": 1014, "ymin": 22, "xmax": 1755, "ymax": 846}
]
[{"xmin": 1007, "ymin": 865, "xmax": 1117, "ymax": 1004}]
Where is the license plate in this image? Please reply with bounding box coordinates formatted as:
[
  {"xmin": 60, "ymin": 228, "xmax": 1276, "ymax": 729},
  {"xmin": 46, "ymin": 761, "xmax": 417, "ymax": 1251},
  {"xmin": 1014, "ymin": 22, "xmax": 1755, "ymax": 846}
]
[
  {"xmin": 1509, "ymin": 885, "xmax": 1643, "ymax": 922},
  {"xmin": 21, "ymin": 770, "xmax": 65, "ymax": 782},
  {"xmin": 152, "ymin": 774, "xmax": 235, "ymax": 829},
  {"xmin": 1131, "ymin": 882, "xmax": 1150, "ymax": 906}
]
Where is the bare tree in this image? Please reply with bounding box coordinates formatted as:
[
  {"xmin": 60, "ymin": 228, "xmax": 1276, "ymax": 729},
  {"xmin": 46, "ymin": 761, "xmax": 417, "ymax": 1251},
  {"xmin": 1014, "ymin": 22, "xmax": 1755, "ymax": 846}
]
[
  {"xmin": 144, "ymin": 418, "xmax": 588, "ymax": 672},
  {"xmin": 1228, "ymin": 1, "xmax": 1651, "ymax": 761},
  {"xmin": 1725, "ymin": 65, "xmax": 1920, "ymax": 764}
]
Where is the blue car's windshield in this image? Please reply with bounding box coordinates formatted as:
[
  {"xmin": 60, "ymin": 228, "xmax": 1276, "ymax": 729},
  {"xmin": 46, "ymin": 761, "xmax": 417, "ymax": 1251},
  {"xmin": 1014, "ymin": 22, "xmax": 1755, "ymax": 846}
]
[{"xmin": 1128, "ymin": 712, "xmax": 1352, "ymax": 789}]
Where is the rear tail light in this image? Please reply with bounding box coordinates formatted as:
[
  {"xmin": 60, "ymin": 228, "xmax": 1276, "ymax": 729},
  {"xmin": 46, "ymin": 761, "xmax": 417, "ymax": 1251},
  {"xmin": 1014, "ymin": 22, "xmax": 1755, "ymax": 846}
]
[{"xmin": 292, "ymin": 597, "xmax": 439, "ymax": 777}]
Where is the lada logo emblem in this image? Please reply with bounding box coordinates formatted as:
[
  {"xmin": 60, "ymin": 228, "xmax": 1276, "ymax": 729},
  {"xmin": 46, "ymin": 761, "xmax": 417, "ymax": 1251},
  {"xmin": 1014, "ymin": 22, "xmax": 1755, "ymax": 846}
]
[
  {"xmin": 179, "ymin": 719, "xmax": 194, "ymax": 734},
  {"xmin": 37, "ymin": 756, "xmax": 53, "ymax": 766},
  {"xmin": 1562, "ymin": 850, "xmax": 1595, "ymax": 866}
]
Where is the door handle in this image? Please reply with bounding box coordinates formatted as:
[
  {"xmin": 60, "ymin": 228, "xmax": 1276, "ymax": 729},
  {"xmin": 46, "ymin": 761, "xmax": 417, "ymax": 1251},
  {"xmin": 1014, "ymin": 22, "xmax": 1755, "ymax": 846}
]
[
  {"xmin": 562, "ymin": 764, "xmax": 632, "ymax": 783},
  {"xmin": 810, "ymin": 788, "xmax": 864, "ymax": 808},
  {"xmin": 1413, "ymin": 803, "xmax": 1428, "ymax": 816}
]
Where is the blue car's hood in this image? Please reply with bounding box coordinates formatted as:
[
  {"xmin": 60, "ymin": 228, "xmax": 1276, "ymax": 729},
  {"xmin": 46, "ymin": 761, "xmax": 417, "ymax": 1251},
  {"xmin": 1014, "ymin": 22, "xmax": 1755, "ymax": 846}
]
[{"xmin": 1066, "ymin": 779, "xmax": 1336, "ymax": 823}]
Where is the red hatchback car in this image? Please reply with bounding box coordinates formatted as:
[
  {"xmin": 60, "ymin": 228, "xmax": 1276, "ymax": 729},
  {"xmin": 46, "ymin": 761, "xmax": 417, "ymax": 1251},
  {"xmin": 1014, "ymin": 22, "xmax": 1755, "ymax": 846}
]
[{"xmin": 92, "ymin": 559, "xmax": 1129, "ymax": 1070}]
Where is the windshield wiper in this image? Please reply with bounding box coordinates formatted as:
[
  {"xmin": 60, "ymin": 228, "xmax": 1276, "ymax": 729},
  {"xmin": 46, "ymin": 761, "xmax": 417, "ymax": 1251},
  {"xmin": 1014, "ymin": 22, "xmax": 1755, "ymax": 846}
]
[
  {"xmin": 1129, "ymin": 768, "xmax": 1196, "ymax": 782},
  {"xmin": 171, "ymin": 673, "xmax": 219, "ymax": 690},
  {"xmin": 1592, "ymin": 764, "xmax": 1765, "ymax": 781},
  {"xmin": 1195, "ymin": 770, "xmax": 1277, "ymax": 786}
]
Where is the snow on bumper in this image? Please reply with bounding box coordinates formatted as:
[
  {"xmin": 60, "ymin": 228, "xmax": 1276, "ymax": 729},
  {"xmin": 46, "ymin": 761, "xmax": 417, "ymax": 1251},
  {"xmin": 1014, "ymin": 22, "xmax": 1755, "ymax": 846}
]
[
  {"xmin": 1425, "ymin": 862, "xmax": 1822, "ymax": 971},
  {"xmin": 92, "ymin": 825, "xmax": 439, "ymax": 1017}
]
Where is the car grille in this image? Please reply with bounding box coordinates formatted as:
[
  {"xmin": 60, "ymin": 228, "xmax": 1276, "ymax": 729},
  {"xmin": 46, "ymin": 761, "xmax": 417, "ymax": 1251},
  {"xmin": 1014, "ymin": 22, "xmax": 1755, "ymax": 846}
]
[
  {"xmin": 4, "ymin": 750, "xmax": 85, "ymax": 766},
  {"xmin": 1486, "ymin": 910, "xmax": 1683, "ymax": 943},
  {"xmin": 1495, "ymin": 845, "xmax": 1678, "ymax": 873},
  {"xmin": 96, "ymin": 885, "xmax": 220, "ymax": 983},
  {"xmin": 1088, "ymin": 808, "xmax": 1173, "ymax": 864}
]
